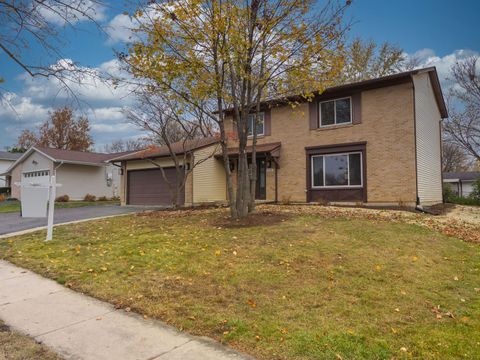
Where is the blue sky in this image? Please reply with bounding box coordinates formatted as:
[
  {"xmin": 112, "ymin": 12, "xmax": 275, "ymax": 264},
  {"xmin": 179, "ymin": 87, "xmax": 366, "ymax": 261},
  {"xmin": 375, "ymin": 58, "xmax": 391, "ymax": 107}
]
[{"xmin": 1, "ymin": 0, "xmax": 479, "ymax": 150}]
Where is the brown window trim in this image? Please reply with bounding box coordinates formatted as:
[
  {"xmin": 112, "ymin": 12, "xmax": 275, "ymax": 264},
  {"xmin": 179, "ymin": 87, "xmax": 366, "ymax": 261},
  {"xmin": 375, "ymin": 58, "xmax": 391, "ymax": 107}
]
[
  {"xmin": 305, "ymin": 142, "xmax": 367, "ymax": 203},
  {"xmin": 310, "ymin": 92, "xmax": 362, "ymax": 130}
]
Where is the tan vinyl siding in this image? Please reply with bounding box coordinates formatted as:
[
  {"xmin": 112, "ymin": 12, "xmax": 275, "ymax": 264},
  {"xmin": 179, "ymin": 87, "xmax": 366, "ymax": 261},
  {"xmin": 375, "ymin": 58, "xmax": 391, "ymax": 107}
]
[
  {"xmin": 192, "ymin": 145, "xmax": 226, "ymax": 203},
  {"xmin": 56, "ymin": 164, "xmax": 117, "ymax": 200},
  {"xmin": 413, "ymin": 73, "xmax": 443, "ymax": 205}
]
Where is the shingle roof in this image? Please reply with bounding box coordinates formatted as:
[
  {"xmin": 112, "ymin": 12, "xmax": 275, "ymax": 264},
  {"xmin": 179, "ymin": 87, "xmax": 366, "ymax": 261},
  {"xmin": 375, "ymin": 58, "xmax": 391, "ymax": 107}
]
[
  {"xmin": 35, "ymin": 147, "xmax": 135, "ymax": 165},
  {"xmin": 443, "ymin": 172, "xmax": 480, "ymax": 181},
  {"xmin": 221, "ymin": 142, "xmax": 282, "ymax": 157},
  {"xmin": 221, "ymin": 67, "xmax": 448, "ymax": 119},
  {"xmin": 0, "ymin": 151, "xmax": 22, "ymax": 161},
  {"xmin": 109, "ymin": 137, "xmax": 220, "ymax": 162}
]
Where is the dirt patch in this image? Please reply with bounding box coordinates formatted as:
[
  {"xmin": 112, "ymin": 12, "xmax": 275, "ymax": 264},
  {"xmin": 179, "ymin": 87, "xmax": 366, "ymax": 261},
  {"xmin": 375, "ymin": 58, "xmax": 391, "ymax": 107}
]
[
  {"xmin": 211, "ymin": 211, "xmax": 291, "ymax": 228},
  {"xmin": 441, "ymin": 204, "xmax": 480, "ymax": 226},
  {"xmin": 136, "ymin": 206, "xmax": 224, "ymax": 219}
]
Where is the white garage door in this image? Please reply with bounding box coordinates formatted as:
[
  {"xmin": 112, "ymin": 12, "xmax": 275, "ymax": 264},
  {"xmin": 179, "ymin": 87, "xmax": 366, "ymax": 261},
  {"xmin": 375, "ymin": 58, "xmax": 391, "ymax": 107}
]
[{"xmin": 22, "ymin": 170, "xmax": 50, "ymax": 186}]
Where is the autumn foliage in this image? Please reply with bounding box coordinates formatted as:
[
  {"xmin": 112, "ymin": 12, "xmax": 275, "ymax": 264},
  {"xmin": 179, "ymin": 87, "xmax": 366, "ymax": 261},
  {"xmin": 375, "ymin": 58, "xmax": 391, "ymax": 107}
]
[{"xmin": 17, "ymin": 107, "xmax": 93, "ymax": 151}]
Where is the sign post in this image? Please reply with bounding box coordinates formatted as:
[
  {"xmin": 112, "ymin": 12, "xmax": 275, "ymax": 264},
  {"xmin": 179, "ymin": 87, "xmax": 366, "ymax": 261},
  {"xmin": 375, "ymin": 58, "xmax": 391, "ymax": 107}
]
[{"xmin": 46, "ymin": 175, "xmax": 57, "ymax": 241}]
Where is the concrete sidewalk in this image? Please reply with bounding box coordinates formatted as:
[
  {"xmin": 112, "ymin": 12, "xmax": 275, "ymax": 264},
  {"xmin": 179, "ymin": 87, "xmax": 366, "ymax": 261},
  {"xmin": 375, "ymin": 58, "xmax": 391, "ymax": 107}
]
[{"xmin": 0, "ymin": 260, "xmax": 252, "ymax": 360}]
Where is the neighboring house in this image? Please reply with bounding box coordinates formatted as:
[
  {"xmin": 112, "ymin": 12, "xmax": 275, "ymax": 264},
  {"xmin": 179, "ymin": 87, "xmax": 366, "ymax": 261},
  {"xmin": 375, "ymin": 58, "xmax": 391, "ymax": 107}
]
[
  {"xmin": 113, "ymin": 67, "xmax": 447, "ymax": 207},
  {"xmin": 443, "ymin": 172, "xmax": 480, "ymax": 197},
  {"xmin": 0, "ymin": 151, "xmax": 22, "ymax": 188},
  {"xmin": 2, "ymin": 147, "xmax": 132, "ymax": 200}
]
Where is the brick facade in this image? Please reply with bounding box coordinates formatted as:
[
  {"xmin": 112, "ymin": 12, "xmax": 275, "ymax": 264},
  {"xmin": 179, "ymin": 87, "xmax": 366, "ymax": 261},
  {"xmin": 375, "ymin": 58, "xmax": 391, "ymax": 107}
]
[{"xmin": 225, "ymin": 82, "xmax": 417, "ymax": 205}]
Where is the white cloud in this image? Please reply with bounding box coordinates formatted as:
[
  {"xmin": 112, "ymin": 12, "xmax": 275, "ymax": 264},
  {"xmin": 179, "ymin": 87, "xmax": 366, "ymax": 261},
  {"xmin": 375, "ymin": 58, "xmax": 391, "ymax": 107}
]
[
  {"xmin": 18, "ymin": 58, "xmax": 135, "ymax": 105},
  {"xmin": 105, "ymin": 4, "xmax": 165, "ymax": 44},
  {"xmin": 105, "ymin": 13, "xmax": 138, "ymax": 44},
  {"xmin": 0, "ymin": 58, "xmax": 143, "ymax": 148},
  {"xmin": 0, "ymin": 92, "xmax": 51, "ymax": 126},
  {"xmin": 404, "ymin": 48, "xmax": 480, "ymax": 91},
  {"xmin": 37, "ymin": 0, "xmax": 106, "ymax": 26}
]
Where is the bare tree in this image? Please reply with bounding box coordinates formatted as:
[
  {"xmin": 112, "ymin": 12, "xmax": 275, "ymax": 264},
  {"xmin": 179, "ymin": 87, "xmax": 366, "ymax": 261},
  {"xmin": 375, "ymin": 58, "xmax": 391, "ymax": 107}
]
[
  {"xmin": 444, "ymin": 56, "xmax": 480, "ymax": 162},
  {"xmin": 103, "ymin": 139, "xmax": 148, "ymax": 153},
  {"xmin": 1, "ymin": 1, "xmax": 105, "ymax": 83},
  {"xmin": 339, "ymin": 38, "xmax": 405, "ymax": 83},
  {"xmin": 442, "ymin": 142, "xmax": 470, "ymax": 172},
  {"xmin": 124, "ymin": 90, "xmax": 217, "ymax": 208}
]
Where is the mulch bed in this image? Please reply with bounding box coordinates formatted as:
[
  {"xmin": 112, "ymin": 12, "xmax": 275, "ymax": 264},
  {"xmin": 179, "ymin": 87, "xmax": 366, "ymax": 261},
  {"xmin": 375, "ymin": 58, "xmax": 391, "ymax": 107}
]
[{"xmin": 211, "ymin": 211, "xmax": 291, "ymax": 228}]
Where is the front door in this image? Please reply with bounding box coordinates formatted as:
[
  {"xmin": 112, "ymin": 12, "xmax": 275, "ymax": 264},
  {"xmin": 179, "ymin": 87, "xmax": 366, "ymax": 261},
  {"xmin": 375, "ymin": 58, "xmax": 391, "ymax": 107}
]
[{"xmin": 256, "ymin": 159, "xmax": 266, "ymax": 200}]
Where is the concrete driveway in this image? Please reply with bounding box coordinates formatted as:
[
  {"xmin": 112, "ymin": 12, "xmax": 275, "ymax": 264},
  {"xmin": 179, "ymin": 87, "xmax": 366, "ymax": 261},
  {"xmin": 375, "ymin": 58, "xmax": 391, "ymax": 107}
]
[{"xmin": 0, "ymin": 206, "xmax": 145, "ymax": 236}]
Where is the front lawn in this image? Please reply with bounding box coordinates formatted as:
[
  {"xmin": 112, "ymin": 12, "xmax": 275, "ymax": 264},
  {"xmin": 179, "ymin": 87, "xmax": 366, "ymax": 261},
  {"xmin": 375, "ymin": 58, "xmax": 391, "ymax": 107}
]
[
  {"xmin": 0, "ymin": 200, "xmax": 120, "ymax": 213},
  {"xmin": 1, "ymin": 206, "xmax": 479, "ymax": 359}
]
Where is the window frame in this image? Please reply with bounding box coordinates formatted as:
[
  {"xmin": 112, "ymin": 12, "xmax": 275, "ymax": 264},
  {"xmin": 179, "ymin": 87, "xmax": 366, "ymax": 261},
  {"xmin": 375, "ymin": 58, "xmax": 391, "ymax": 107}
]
[
  {"xmin": 318, "ymin": 96, "xmax": 352, "ymax": 128},
  {"xmin": 310, "ymin": 151, "xmax": 363, "ymax": 189},
  {"xmin": 247, "ymin": 112, "xmax": 265, "ymax": 137}
]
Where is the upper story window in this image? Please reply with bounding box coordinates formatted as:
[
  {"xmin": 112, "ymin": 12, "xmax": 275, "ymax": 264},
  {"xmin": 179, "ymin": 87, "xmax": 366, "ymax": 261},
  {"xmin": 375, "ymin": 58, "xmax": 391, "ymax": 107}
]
[
  {"xmin": 319, "ymin": 97, "xmax": 352, "ymax": 127},
  {"xmin": 248, "ymin": 112, "xmax": 265, "ymax": 136}
]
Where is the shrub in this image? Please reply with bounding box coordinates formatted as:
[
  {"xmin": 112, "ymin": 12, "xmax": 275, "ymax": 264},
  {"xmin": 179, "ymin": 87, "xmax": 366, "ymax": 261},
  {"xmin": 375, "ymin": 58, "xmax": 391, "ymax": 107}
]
[
  {"xmin": 83, "ymin": 194, "xmax": 96, "ymax": 202},
  {"xmin": 446, "ymin": 196, "xmax": 480, "ymax": 206},
  {"xmin": 0, "ymin": 194, "xmax": 5, "ymax": 202},
  {"xmin": 443, "ymin": 184, "xmax": 456, "ymax": 202},
  {"xmin": 110, "ymin": 196, "xmax": 120, "ymax": 201},
  {"xmin": 469, "ymin": 178, "xmax": 480, "ymax": 201},
  {"xmin": 55, "ymin": 195, "xmax": 70, "ymax": 202},
  {"xmin": 98, "ymin": 196, "xmax": 108, "ymax": 201}
]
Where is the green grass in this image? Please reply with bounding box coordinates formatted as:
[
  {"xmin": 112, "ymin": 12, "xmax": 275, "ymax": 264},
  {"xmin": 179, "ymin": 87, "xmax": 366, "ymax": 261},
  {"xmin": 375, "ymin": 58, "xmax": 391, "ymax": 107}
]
[
  {"xmin": 0, "ymin": 320, "xmax": 62, "ymax": 359},
  {"xmin": 1, "ymin": 208, "xmax": 479, "ymax": 359},
  {"xmin": 0, "ymin": 200, "xmax": 120, "ymax": 213}
]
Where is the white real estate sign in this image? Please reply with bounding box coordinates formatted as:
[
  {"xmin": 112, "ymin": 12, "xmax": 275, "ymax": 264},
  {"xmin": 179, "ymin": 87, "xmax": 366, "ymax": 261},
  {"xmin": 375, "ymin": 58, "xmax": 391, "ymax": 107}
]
[
  {"xmin": 21, "ymin": 186, "xmax": 49, "ymax": 218},
  {"xmin": 16, "ymin": 176, "xmax": 61, "ymax": 241}
]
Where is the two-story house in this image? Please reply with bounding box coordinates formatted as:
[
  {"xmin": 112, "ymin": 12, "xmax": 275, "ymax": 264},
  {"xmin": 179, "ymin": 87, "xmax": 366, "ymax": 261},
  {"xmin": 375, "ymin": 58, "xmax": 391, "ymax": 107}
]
[{"xmin": 112, "ymin": 67, "xmax": 447, "ymax": 207}]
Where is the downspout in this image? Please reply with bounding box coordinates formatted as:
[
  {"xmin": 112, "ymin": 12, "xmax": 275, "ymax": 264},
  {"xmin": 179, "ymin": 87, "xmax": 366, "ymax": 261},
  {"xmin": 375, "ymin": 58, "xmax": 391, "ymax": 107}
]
[
  {"xmin": 411, "ymin": 76, "xmax": 420, "ymax": 207},
  {"xmin": 274, "ymin": 160, "xmax": 278, "ymax": 203},
  {"xmin": 54, "ymin": 161, "xmax": 64, "ymax": 175}
]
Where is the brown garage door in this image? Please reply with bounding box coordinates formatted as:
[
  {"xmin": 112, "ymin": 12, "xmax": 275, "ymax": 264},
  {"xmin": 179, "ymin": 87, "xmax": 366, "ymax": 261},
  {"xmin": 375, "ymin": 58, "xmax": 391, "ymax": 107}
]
[{"xmin": 127, "ymin": 168, "xmax": 184, "ymax": 206}]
